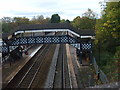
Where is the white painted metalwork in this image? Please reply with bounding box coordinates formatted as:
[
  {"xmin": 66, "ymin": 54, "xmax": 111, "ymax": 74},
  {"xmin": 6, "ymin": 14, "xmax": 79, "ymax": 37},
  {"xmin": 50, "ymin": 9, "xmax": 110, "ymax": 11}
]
[
  {"xmin": 14, "ymin": 29, "xmax": 95, "ymax": 39},
  {"xmin": 68, "ymin": 29, "xmax": 80, "ymax": 37},
  {"xmin": 14, "ymin": 29, "xmax": 80, "ymax": 37},
  {"xmin": 81, "ymin": 36, "xmax": 94, "ymax": 39}
]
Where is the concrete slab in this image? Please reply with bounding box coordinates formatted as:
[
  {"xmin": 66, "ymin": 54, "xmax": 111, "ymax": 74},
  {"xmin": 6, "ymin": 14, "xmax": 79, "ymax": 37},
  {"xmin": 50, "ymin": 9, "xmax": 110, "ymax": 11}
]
[
  {"xmin": 66, "ymin": 44, "xmax": 78, "ymax": 88},
  {"xmin": 44, "ymin": 44, "xmax": 60, "ymax": 88}
]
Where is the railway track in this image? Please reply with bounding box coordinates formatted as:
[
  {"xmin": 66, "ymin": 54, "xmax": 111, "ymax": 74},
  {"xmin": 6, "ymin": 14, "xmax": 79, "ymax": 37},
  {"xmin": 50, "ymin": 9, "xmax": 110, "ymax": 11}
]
[
  {"xmin": 30, "ymin": 44, "xmax": 57, "ymax": 88},
  {"xmin": 4, "ymin": 44, "xmax": 52, "ymax": 89},
  {"xmin": 53, "ymin": 44, "xmax": 72, "ymax": 88},
  {"xmin": 3, "ymin": 32, "xmax": 65, "ymax": 89},
  {"xmin": 3, "ymin": 44, "xmax": 81, "ymax": 89},
  {"xmin": 3, "ymin": 44, "xmax": 82, "ymax": 89},
  {"xmin": 17, "ymin": 45, "xmax": 51, "ymax": 88}
]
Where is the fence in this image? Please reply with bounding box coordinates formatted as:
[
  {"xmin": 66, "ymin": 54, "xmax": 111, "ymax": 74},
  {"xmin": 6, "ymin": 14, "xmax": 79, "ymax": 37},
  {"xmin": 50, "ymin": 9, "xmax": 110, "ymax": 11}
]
[{"xmin": 93, "ymin": 57, "xmax": 109, "ymax": 84}]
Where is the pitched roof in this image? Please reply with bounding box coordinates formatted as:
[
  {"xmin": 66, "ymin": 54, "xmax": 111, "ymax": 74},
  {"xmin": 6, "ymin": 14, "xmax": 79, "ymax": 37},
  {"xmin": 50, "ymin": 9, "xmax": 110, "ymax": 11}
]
[
  {"xmin": 75, "ymin": 29, "xmax": 95, "ymax": 36},
  {"xmin": 3, "ymin": 23, "xmax": 95, "ymax": 40},
  {"xmin": 18, "ymin": 23, "xmax": 75, "ymax": 31},
  {"xmin": 17, "ymin": 23, "xmax": 95, "ymax": 36}
]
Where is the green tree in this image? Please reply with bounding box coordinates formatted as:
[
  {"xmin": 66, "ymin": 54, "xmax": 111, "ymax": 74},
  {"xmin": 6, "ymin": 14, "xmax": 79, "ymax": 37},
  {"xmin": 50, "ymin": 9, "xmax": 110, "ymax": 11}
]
[
  {"xmin": 81, "ymin": 8, "xmax": 97, "ymax": 29},
  {"xmin": 45, "ymin": 17, "xmax": 50, "ymax": 23},
  {"xmin": 2, "ymin": 23, "xmax": 13, "ymax": 33},
  {"xmin": 31, "ymin": 15, "xmax": 50, "ymax": 24},
  {"xmin": 94, "ymin": 1, "xmax": 120, "ymax": 82},
  {"xmin": 95, "ymin": 2, "xmax": 120, "ymax": 52},
  {"xmin": 50, "ymin": 14, "xmax": 60, "ymax": 23},
  {"xmin": 72, "ymin": 16, "xmax": 81, "ymax": 29},
  {"xmin": 2, "ymin": 17, "xmax": 17, "ymax": 33},
  {"xmin": 61, "ymin": 19, "xmax": 70, "ymax": 23},
  {"xmin": 80, "ymin": 17, "xmax": 96, "ymax": 29},
  {"xmin": 66, "ymin": 19, "xmax": 71, "ymax": 23},
  {"xmin": 13, "ymin": 17, "xmax": 29, "ymax": 25},
  {"xmin": 72, "ymin": 9, "xmax": 96, "ymax": 30},
  {"xmin": 61, "ymin": 19, "xmax": 66, "ymax": 23},
  {"xmin": 82, "ymin": 8, "xmax": 97, "ymax": 19},
  {"xmin": 1, "ymin": 17, "xmax": 13, "ymax": 23},
  {"xmin": 31, "ymin": 15, "xmax": 44, "ymax": 24}
]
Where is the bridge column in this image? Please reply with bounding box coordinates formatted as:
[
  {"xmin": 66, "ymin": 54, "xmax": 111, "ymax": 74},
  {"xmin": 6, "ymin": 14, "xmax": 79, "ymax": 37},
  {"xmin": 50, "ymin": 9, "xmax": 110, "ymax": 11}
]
[
  {"xmin": 89, "ymin": 42, "xmax": 93, "ymax": 65},
  {"xmin": 8, "ymin": 46, "xmax": 10, "ymax": 54},
  {"xmin": 89, "ymin": 51, "xmax": 92, "ymax": 65},
  {"xmin": 79, "ymin": 51, "xmax": 82, "ymax": 65},
  {"xmin": 79, "ymin": 43, "xmax": 82, "ymax": 65}
]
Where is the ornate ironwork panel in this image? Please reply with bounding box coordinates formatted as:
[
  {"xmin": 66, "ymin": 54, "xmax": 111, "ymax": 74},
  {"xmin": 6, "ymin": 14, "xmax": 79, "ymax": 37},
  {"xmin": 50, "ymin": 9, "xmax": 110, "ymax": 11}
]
[
  {"xmin": 11, "ymin": 38, "xmax": 19, "ymax": 46},
  {"xmin": 60, "ymin": 36, "xmax": 68, "ymax": 43},
  {"xmin": 9, "ymin": 35, "xmax": 78, "ymax": 45},
  {"xmin": 36, "ymin": 37, "xmax": 43, "ymax": 43},
  {"xmin": 44, "ymin": 36, "xmax": 52, "ymax": 43},
  {"xmin": 52, "ymin": 36, "xmax": 60, "ymax": 43},
  {"xmin": 69, "ymin": 37, "xmax": 76, "ymax": 43},
  {"xmin": 0, "ymin": 46, "xmax": 18, "ymax": 53},
  {"xmin": 81, "ymin": 43, "xmax": 92, "ymax": 50},
  {"xmin": 0, "ymin": 46, "xmax": 8, "ymax": 53},
  {"xmin": 3, "ymin": 46, "xmax": 8, "ymax": 53},
  {"xmin": 20, "ymin": 37, "xmax": 28, "ymax": 44},
  {"xmin": 9, "ymin": 46, "xmax": 18, "ymax": 52},
  {"xmin": 0, "ymin": 46, "xmax": 2, "ymax": 53},
  {"xmin": 28, "ymin": 37, "xmax": 35, "ymax": 44},
  {"xmin": 70, "ymin": 43, "xmax": 92, "ymax": 50},
  {"xmin": 1, "ymin": 35, "xmax": 93, "ymax": 53},
  {"xmin": 70, "ymin": 44, "xmax": 80, "ymax": 50}
]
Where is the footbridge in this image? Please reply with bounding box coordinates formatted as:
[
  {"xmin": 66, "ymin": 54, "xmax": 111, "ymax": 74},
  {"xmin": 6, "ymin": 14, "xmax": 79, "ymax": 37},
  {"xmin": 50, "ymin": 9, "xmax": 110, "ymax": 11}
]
[{"xmin": 1, "ymin": 23, "xmax": 95, "ymax": 65}]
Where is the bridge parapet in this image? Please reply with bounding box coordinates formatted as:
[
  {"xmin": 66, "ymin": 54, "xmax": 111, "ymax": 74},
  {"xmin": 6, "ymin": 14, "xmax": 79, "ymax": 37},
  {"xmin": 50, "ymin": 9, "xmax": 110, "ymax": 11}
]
[{"xmin": 0, "ymin": 34, "xmax": 92, "ymax": 53}]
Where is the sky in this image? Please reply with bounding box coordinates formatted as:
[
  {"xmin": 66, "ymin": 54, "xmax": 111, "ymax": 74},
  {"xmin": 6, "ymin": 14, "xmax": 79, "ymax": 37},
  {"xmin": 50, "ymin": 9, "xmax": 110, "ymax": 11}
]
[{"xmin": 0, "ymin": 0, "xmax": 108, "ymax": 21}]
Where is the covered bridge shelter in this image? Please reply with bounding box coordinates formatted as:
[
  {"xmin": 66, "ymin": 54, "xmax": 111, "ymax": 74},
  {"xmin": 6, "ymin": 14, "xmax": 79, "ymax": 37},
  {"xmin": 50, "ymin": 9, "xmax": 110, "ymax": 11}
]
[{"xmin": 1, "ymin": 23, "xmax": 95, "ymax": 65}]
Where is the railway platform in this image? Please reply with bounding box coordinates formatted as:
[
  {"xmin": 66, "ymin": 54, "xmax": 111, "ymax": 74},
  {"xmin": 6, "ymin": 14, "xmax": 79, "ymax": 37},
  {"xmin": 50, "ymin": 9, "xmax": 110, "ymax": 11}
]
[{"xmin": 2, "ymin": 45, "xmax": 42, "ymax": 88}]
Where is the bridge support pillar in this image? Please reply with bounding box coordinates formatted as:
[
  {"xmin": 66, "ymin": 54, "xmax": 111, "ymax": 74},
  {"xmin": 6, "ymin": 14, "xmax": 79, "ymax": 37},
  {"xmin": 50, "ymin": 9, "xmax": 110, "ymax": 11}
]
[
  {"xmin": 79, "ymin": 51, "xmax": 82, "ymax": 65},
  {"xmin": 89, "ymin": 51, "xmax": 92, "ymax": 65}
]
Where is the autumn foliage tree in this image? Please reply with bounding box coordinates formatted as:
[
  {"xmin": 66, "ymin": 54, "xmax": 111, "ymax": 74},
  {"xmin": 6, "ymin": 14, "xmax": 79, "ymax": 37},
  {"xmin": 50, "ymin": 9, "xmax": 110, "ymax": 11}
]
[
  {"xmin": 72, "ymin": 8, "xmax": 97, "ymax": 30},
  {"xmin": 1, "ymin": 15, "xmax": 50, "ymax": 33},
  {"xmin": 95, "ymin": 2, "xmax": 120, "ymax": 52},
  {"xmin": 95, "ymin": 1, "xmax": 120, "ymax": 82}
]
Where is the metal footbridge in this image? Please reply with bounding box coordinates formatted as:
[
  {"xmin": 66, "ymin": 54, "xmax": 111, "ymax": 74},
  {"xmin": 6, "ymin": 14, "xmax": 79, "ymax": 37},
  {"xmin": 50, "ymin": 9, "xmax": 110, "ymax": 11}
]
[{"xmin": 1, "ymin": 23, "xmax": 95, "ymax": 64}]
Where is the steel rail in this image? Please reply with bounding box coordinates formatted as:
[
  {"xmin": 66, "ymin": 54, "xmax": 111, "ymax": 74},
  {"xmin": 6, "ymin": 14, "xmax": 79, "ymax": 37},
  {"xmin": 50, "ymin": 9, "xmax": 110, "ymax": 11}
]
[
  {"xmin": 28, "ymin": 44, "xmax": 56, "ymax": 88},
  {"xmin": 16, "ymin": 45, "xmax": 50, "ymax": 88}
]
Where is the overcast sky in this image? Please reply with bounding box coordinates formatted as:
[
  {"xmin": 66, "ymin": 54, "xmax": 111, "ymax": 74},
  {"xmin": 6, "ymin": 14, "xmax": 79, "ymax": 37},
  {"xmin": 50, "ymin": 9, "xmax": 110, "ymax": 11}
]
[{"xmin": 0, "ymin": 0, "xmax": 107, "ymax": 20}]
